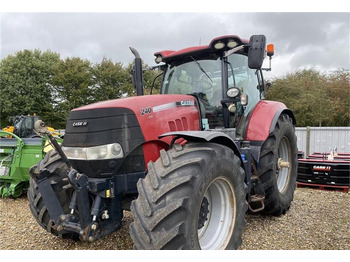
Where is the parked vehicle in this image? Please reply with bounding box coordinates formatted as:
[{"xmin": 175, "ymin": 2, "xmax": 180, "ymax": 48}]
[
  {"xmin": 0, "ymin": 115, "xmax": 60, "ymax": 198},
  {"xmin": 28, "ymin": 34, "xmax": 298, "ymax": 249},
  {"xmin": 0, "ymin": 131, "xmax": 43, "ymax": 197}
]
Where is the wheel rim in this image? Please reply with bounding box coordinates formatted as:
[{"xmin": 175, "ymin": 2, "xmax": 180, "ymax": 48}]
[
  {"xmin": 197, "ymin": 177, "xmax": 236, "ymax": 250},
  {"xmin": 276, "ymin": 136, "xmax": 292, "ymax": 193}
]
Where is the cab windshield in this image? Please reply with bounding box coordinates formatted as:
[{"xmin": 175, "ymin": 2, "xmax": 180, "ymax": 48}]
[
  {"xmin": 161, "ymin": 54, "xmax": 261, "ymax": 128},
  {"xmin": 161, "ymin": 58, "xmax": 222, "ymax": 109}
]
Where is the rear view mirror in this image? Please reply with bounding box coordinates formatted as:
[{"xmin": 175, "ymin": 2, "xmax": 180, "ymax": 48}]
[{"xmin": 248, "ymin": 35, "xmax": 266, "ymax": 69}]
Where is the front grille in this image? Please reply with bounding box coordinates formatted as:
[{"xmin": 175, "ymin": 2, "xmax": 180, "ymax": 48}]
[
  {"xmin": 63, "ymin": 108, "xmax": 143, "ymax": 147},
  {"xmin": 62, "ymin": 107, "xmax": 145, "ymax": 177}
]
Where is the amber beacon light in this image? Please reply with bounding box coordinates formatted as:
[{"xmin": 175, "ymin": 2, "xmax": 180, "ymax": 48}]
[{"xmin": 267, "ymin": 44, "xmax": 274, "ymax": 57}]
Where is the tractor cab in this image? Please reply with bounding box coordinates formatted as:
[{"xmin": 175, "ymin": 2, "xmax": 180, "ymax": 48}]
[
  {"xmin": 152, "ymin": 35, "xmax": 273, "ymax": 138},
  {"xmin": 12, "ymin": 115, "xmax": 40, "ymax": 138}
]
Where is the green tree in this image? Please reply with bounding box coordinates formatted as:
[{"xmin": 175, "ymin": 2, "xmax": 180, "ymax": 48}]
[
  {"xmin": 51, "ymin": 57, "xmax": 93, "ymax": 127},
  {"xmin": 0, "ymin": 49, "xmax": 60, "ymax": 126},
  {"xmin": 326, "ymin": 69, "xmax": 350, "ymax": 126},
  {"xmin": 265, "ymin": 68, "xmax": 349, "ymax": 127},
  {"xmin": 91, "ymin": 58, "xmax": 133, "ymax": 101},
  {"xmin": 143, "ymin": 66, "xmax": 163, "ymax": 95}
]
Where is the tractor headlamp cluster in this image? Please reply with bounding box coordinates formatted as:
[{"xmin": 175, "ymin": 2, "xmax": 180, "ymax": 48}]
[
  {"xmin": 214, "ymin": 41, "xmax": 225, "ymax": 50},
  {"xmin": 227, "ymin": 40, "xmax": 238, "ymax": 48},
  {"xmin": 226, "ymin": 87, "xmax": 248, "ymax": 106},
  {"xmin": 155, "ymin": 55, "xmax": 163, "ymax": 64},
  {"xmin": 62, "ymin": 143, "xmax": 124, "ymax": 160},
  {"xmin": 213, "ymin": 40, "xmax": 239, "ymax": 50},
  {"xmin": 226, "ymin": 87, "xmax": 240, "ymax": 98}
]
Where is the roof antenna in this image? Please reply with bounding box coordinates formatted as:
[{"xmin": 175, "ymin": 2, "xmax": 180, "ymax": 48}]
[{"xmin": 199, "ymin": 37, "xmax": 201, "ymax": 46}]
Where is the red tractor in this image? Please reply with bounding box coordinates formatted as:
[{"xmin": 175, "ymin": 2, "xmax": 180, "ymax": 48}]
[{"xmin": 28, "ymin": 34, "xmax": 297, "ymax": 250}]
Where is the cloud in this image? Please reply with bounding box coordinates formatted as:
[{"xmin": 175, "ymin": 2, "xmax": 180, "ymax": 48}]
[
  {"xmin": 252, "ymin": 13, "xmax": 349, "ymax": 70},
  {"xmin": 1, "ymin": 12, "xmax": 349, "ymax": 78}
]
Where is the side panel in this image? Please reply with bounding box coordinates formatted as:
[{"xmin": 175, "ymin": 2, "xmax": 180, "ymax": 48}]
[
  {"xmin": 137, "ymin": 96, "xmax": 201, "ymax": 164},
  {"xmin": 245, "ymin": 100, "xmax": 291, "ymax": 142}
]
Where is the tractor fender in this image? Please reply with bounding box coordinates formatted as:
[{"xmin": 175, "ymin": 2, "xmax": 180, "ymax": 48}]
[
  {"xmin": 245, "ymin": 100, "xmax": 296, "ymax": 142},
  {"xmin": 159, "ymin": 130, "xmax": 243, "ymax": 165}
]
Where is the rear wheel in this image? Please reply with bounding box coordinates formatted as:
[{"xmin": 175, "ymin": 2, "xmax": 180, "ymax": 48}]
[
  {"xmin": 130, "ymin": 142, "xmax": 248, "ymax": 250},
  {"xmin": 258, "ymin": 114, "xmax": 298, "ymax": 215},
  {"xmin": 27, "ymin": 150, "xmax": 78, "ymax": 239}
]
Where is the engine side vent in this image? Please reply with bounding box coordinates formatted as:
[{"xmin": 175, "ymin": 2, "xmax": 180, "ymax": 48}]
[
  {"xmin": 168, "ymin": 121, "xmax": 176, "ymax": 131},
  {"xmin": 168, "ymin": 117, "xmax": 189, "ymax": 132}
]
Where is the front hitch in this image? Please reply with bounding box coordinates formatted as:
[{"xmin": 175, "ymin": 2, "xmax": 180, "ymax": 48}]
[
  {"xmin": 67, "ymin": 169, "xmax": 91, "ymax": 230},
  {"xmin": 31, "ymin": 120, "xmax": 122, "ymax": 242},
  {"xmin": 30, "ymin": 163, "xmax": 123, "ymax": 242}
]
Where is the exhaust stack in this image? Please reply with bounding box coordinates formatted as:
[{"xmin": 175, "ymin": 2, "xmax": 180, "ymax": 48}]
[{"xmin": 129, "ymin": 47, "xmax": 144, "ymax": 96}]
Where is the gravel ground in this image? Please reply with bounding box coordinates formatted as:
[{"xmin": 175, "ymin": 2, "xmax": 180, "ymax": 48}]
[{"xmin": 0, "ymin": 187, "xmax": 349, "ymax": 250}]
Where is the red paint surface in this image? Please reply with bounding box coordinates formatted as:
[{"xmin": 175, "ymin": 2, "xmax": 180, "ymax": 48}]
[
  {"xmin": 245, "ymin": 100, "xmax": 287, "ymax": 141},
  {"xmin": 154, "ymin": 35, "xmax": 249, "ymax": 61},
  {"xmin": 298, "ymin": 159, "xmax": 350, "ymax": 164},
  {"xmin": 74, "ymin": 94, "xmax": 201, "ymax": 166}
]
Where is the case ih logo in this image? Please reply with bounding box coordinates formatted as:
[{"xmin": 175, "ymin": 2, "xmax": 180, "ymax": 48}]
[
  {"xmin": 177, "ymin": 100, "xmax": 195, "ymax": 106},
  {"xmin": 312, "ymin": 165, "xmax": 331, "ymax": 171},
  {"xmin": 73, "ymin": 121, "xmax": 88, "ymax": 127}
]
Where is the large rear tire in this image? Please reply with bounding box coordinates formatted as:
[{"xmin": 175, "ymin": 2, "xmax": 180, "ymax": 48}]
[
  {"xmin": 258, "ymin": 114, "xmax": 298, "ymax": 215},
  {"xmin": 27, "ymin": 150, "xmax": 78, "ymax": 239},
  {"xmin": 130, "ymin": 142, "xmax": 248, "ymax": 250}
]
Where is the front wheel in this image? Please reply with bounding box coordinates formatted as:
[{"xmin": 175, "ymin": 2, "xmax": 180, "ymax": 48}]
[{"xmin": 130, "ymin": 142, "xmax": 248, "ymax": 250}]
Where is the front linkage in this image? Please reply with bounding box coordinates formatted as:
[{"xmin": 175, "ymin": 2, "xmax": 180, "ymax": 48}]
[
  {"xmin": 30, "ymin": 121, "xmax": 123, "ymax": 242},
  {"xmin": 30, "ymin": 167, "xmax": 123, "ymax": 242}
]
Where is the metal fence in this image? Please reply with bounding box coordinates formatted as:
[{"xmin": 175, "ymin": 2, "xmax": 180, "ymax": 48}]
[{"xmin": 295, "ymin": 126, "xmax": 350, "ymax": 155}]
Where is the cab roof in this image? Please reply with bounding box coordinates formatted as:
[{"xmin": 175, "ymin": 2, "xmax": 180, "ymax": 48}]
[{"xmin": 154, "ymin": 35, "xmax": 249, "ymax": 63}]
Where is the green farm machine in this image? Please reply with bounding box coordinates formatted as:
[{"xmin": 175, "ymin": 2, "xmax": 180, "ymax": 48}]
[
  {"xmin": 0, "ymin": 131, "xmax": 44, "ymax": 197},
  {"xmin": 0, "ymin": 115, "xmax": 60, "ymax": 197}
]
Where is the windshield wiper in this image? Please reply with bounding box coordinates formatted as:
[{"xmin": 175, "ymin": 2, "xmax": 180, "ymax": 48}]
[
  {"xmin": 223, "ymin": 45, "xmax": 245, "ymax": 58},
  {"xmin": 190, "ymin": 56, "xmax": 213, "ymax": 82}
]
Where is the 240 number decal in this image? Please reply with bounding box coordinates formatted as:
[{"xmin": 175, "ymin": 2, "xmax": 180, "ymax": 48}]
[{"xmin": 140, "ymin": 107, "xmax": 152, "ymax": 116}]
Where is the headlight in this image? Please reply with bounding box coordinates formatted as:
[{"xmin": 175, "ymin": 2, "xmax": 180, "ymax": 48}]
[
  {"xmin": 62, "ymin": 143, "xmax": 124, "ymax": 160},
  {"xmin": 214, "ymin": 41, "xmax": 225, "ymax": 50},
  {"xmin": 226, "ymin": 87, "xmax": 240, "ymax": 98},
  {"xmin": 241, "ymin": 93, "xmax": 248, "ymax": 106},
  {"xmin": 0, "ymin": 166, "xmax": 10, "ymax": 176},
  {"xmin": 227, "ymin": 40, "xmax": 238, "ymax": 48},
  {"xmin": 155, "ymin": 55, "xmax": 163, "ymax": 64}
]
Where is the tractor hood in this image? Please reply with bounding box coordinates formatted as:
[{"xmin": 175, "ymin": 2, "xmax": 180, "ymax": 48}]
[
  {"xmin": 70, "ymin": 94, "xmax": 201, "ymax": 144},
  {"xmin": 62, "ymin": 94, "xmax": 201, "ymax": 177},
  {"xmin": 63, "ymin": 94, "xmax": 201, "ymax": 153}
]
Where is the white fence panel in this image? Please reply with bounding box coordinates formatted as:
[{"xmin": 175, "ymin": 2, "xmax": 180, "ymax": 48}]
[{"xmin": 295, "ymin": 127, "xmax": 350, "ymax": 155}]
